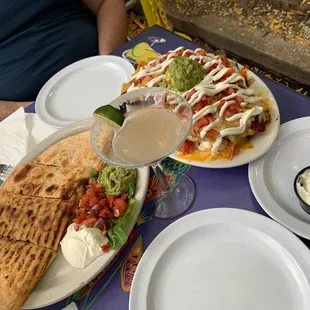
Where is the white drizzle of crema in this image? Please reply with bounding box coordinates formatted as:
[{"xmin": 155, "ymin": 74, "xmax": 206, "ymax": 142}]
[{"xmin": 128, "ymin": 46, "xmax": 265, "ymax": 154}]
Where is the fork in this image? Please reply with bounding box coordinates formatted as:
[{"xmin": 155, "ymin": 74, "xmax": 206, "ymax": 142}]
[{"xmin": 0, "ymin": 164, "xmax": 13, "ymax": 186}]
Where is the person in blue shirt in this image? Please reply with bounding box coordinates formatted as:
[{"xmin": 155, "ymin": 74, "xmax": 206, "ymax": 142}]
[{"xmin": 0, "ymin": 0, "xmax": 127, "ymax": 120}]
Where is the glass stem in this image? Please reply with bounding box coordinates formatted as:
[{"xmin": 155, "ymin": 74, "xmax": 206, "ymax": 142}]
[{"xmin": 151, "ymin": 163, "xmax": 171, "ymax": 195}]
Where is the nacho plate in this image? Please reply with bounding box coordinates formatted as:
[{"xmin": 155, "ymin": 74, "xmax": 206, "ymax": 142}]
[{"xmin": 122, "ymin": 47, "xmax": 280, "ymax": 168}]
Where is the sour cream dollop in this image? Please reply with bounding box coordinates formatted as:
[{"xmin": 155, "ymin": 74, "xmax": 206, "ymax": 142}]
[
  {"xmin": 61, "ymin": 224, "xmax": 109, "ymax": 269},
  {"xmin": 296, "ymin": 169, "xmax": 310, "ymax": 206}
]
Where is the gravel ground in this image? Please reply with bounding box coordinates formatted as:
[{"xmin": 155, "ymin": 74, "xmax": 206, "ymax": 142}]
[{"xmin": 127, "ymin": 10, "xmax": 310, "ymax": 97}]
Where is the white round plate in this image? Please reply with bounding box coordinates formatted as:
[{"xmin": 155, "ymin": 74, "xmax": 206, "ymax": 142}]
[
  {"xmin": 170, "ymin": 70, "xmax": 280, "ymax": 168},
  {"xmin": 8, "ymin": 119, "xmax": 149, "ymax": 309},
  {"xmin": 36, "ymin": 56, "xmax": 135, "ymax": 128},
  {"xmin": 249, "ymin": 117, "xmax": 310, "ymax": 239},
  {"xmin": 130, "ymin": 208, "xmax": 310, "ymax": 310}
]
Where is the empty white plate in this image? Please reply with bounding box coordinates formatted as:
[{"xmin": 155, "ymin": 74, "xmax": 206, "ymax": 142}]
[
  {"xmin": 249, "ymin": 117, "xmax": 310, "ymax": 239},
  {"xmin": 130, "ymin": 208, "xmax": 310, "ymax": 310},
  {"xmin": 35, "ymin": 55, "xmax": 135, "ymax": 128}
]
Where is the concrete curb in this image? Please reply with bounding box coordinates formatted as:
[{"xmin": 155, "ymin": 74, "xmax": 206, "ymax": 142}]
[{"xmin": 166, "ymin": 11, "xmax": 310, "ymax": 86}]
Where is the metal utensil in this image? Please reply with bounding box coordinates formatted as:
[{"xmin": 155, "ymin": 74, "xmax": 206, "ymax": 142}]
[{"xmin": 0, "ymin": 164, "xmax": 13, "ymax": 186}]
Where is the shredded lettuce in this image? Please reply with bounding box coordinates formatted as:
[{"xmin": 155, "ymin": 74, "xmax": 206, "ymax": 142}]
[
  {"xmin": 128, "ymin": 181, "xmax": 135, "ymax": 199},
  {"xmin": 108, "ymin": 197, "xmax": 136, "ymax": 250}
]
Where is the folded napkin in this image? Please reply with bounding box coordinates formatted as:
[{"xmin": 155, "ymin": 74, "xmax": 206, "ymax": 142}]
[{"xmin": 0, "ymin": 107, "xmax": 56, "ymax": 168}]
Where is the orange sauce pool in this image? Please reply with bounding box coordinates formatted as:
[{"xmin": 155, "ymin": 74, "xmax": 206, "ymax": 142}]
[{"xmin": 177, "ymin": 139, "xmax": 253, "ymax": 162}]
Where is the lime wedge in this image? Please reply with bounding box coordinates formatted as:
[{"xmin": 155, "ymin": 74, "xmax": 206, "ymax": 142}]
[{"xmin": 93, "ymin": 105, "xmax": 125, "ymax": 128}]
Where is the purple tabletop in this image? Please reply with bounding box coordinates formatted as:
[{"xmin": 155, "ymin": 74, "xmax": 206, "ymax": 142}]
[{"xmin": 30, "ymin": 26, "xmax": 310, "ymax": 310}]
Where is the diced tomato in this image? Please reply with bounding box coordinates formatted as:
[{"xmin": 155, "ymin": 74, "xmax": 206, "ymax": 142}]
[
  {"xmin": 97, "ymin": 192, "xmax": 105, "ymax": 200},
  {"xmin": 99, "ymin": 198, "xmax": 109, "ymax": 208},
  {"xmin": 224, "ymin": 109, "xmax": 231, "ymax": 118},
  {"xmin": 107, "ymin": 195, "xmax": 116, "ymax": 207},
  {"xmin": 73, "ymin": 214, "xmax": 87, "ymax": 224},
  {"xmin": 194, "ymin": 102, "xmax": 205, "ymax": 113},
  {"xmin": 99, "ymin": 208, "xmax": 113, "ymax": 219},
  {"xmin": 177, "ymin": 49, "xmax": 185, "ymax": 56},
  {"xmin": 206, "ymin": 129, "xmax": 219, "ymax": 137},
  {"xmin": 200, "ymin": 96, "xmax": 213, "ymax": 105},
  {"xmin": 235, "ymin": 96, "xmax": 244, "ymax": 105},
  {"xmin": 197, "ymin": 49, "xmax": 206, "ymax": 56},
  {"xmin": 223, "ymin": 103, "xmax": 243, "ymax": 117},
  {"xmin": 178, "ymin": 140, "xmax": 195, "ymax": 155},
  {"xmin": 183, "ymin": 51, "xmax": 193, "ymax": 57},
  {"xmin": 81, "ymin": 217, "xmax": 97, "ymax": 227},
  {"xmin": 211, "ymin": 64, "xmax": 218, "ymax": 69},
  {"xmin": 141, "ymin": 75, "xmax": 153, "ymax": 84},
  {"xmin": 88, "ymin": 196, "xmax": 99, "ymax": 208},
  {"xmin": 219, "ymin": 99, "xmax": 226, "ymax": 109},
  {"xmin": 86, "ymin": 187, "xmax": 97, "ymax": 197},
  {"xmin": 220, "ymin": 55, "xmax": 230, "ymax": 67},
  {"xmin": 207, "ymin": 97, "xmax": 213, "ymax": 105},
  {"xmin": 80, "ymin": 195, "xmax": 90, "ymax": 208},
  {"xmin": 113, "ymin": 198, "xmax": 128, "ymax": 215},
  {"xmin": 195, "ymin": 117, "xmax": 209, "ymax": 129},
  {"xmin": 185, "ymin": 89, "xmax": 196, "ymax": 101},
  {"xmin": 205, "ymin": 115, "xmax": 214, "ymax": 123},
  {"xmin": 224, "ymin": 87, "xmax": 235, "ymax": 96},
  {"xmin": 201, "ymin": 95, "xmax": 208, "ymax": 103},
  {"xmin": 220, "ymin": 68, "xmax": 235, "ymax": 82},
  {"xmin": 121, "ymin": 193, "xmax": 129, "ymax": 201},
  {"xmin": 229, "ymin": 103, "xmax": 243, "ymax": 113},
  {"xmin": 101, "ymin": 244, "xmax": 110, "ymax": 253}
]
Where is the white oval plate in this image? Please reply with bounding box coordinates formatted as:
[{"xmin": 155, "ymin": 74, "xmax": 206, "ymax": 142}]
[
  {"xmin": 8, "ymin": 119, "xmax": 149, "ymax": 309},
  {"xmin": 130, "ymin": 208, "xmax": 310, "ymax": 310},
  {"xmin": 170, "ymin": 70, "xmax": 280, "ymax": 168},
  {"xmin": 36, "ymin": 56, "xmax": 135, "ymax": 128},
  {"xmin": 249, "ymin": 117, "xmax": 310, "ymax": 239}
]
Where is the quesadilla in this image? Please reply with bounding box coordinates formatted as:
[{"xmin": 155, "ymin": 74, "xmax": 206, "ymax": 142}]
[
  {"xmin": 34, "ymin": 131, "xmax": 106, "ymax": 171},
  {"xmin": 2, "ymin": 163, "xmax": 92, "ymax": 199},
  {"xmin": 0, "ymin": 237, "xmax": 56, "ymax": 310},
  {"xmin": 0, "ymin": 190, "xmax": 77, "ymax": 251}
]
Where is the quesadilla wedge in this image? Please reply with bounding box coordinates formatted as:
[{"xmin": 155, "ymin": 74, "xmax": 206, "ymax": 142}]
[
  {"xmin": 34, "ymin": 131, "xmax": 106, "ymax": 171},
  {"xmin": 2, "ymin": 163, "xmax": 93, "ymax": 199},
  {"xmin": 0, "ymin": 237, "xmax": 56, "ymax": 310},
  {"xmin": 0, "ymin": 190, "xmax": 76, "ymax": 251}
]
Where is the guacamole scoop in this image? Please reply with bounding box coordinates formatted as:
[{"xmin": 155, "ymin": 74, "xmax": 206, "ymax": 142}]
[
  {"xmin": 98, "ymin": 166, "xmax": 137, "ymax": 196},
  {"xmin": 163, "ymin": 56, "xmax": 206, "ymax": 92}
]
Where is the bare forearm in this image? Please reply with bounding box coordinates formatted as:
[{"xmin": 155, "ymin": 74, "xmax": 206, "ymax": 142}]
[
  {"xmin": 0, "ymin": 101, "xmax": 32, "ymax": 121},
  {"xmin": 97, "ymin": 0, "xmax": 127, "ymax": 55}
]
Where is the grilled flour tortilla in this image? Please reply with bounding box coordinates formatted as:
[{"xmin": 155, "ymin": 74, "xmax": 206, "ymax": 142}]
[
  {"xmin": 0, "ymin": 237, "xmax": 56, "ymax": 310},
  {"xmin": 0, "ymin": 190, "xmax": 75, "ymax": 251},
  {"xmin": 2, "ymin": 163, "xmax": 92, "ymax": 199},
  {"xmin": 34, "ymin": 131, "xmax": 106, "ymax": 171}
]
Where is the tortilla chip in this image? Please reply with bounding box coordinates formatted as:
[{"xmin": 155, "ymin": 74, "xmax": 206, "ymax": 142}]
[
  {"xmin": 0, "ymin": 237, "xmax": 56, "ymax": 310},
  {"xmin": 33, "ymin": 131, "xmax": 105, "ymax": 171},
  {"xmin": 121, "ymin": 82, "xmax": 130, "ymax": 94},
  {"xmin": 0, "ymin": 190, "xmax": 77, "ymax": 251},
  {"xmin": 2, "ymin": 163, "xmax": 92, "ymax": 199}
]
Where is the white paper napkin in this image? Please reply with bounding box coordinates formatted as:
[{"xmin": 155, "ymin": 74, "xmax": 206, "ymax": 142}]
[
  {"xmin": 62, "ymin": 302, "xmax": 79, "ymax": 310},
  {"xmin": 0, "ymin": 107, "xmax": 56, "ymax": 167}
]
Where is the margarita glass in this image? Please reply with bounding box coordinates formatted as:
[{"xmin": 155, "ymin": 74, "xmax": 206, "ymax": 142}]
[{"xmin": 91, "ymin": 87, "xmax": 195, "ymax": 219}]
